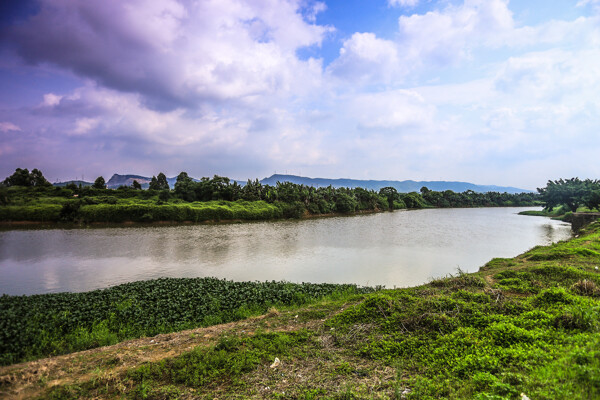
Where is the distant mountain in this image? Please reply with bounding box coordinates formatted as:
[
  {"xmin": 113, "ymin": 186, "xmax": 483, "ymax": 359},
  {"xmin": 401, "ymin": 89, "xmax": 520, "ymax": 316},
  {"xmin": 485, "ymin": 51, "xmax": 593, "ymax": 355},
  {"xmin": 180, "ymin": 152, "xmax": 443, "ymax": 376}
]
[
  {"xmin": 53, "ymin": 180, "xmax": 93, "ymax": 187},
  {"xmin": 105, "ymin": 174, "xmax": 152, "ymax": 189},
  {"xmin": 56, "ymin": 173, "xmax": 531, "ymax": 194},
  {"xmin": 105, "ymin": 174, "xmax": 198, "ymax": 189},
  {"xmin": 259, "ymin": 174, "xmax": 532, "ymax": 194}
]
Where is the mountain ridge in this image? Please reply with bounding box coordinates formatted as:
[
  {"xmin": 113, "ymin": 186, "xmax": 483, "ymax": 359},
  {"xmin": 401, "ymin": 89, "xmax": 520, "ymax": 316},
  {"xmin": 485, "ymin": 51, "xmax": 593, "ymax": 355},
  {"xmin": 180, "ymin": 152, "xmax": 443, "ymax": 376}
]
[
  {"xmin": 55, "ymin": 173, "xmax": 532, "ymax": 193},
  {"xmin": 260, "ymin": 174, "xmax": 532, "ymax": 194}
]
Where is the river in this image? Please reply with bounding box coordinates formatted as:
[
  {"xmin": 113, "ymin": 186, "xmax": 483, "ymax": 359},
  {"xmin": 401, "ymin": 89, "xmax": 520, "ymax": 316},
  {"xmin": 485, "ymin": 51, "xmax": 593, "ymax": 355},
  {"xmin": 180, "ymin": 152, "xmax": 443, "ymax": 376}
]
[{"xmin": 0, "ymin": 207, "xmax": 571, "ymax": 295}]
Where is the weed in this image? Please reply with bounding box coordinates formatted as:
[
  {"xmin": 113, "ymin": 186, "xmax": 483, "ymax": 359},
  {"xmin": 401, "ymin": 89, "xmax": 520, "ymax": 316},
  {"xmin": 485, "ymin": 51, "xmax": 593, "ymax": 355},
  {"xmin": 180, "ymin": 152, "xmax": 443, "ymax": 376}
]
[{"xmin": 571, "ymin": 279, "xmax": 600, "ymax": 297}]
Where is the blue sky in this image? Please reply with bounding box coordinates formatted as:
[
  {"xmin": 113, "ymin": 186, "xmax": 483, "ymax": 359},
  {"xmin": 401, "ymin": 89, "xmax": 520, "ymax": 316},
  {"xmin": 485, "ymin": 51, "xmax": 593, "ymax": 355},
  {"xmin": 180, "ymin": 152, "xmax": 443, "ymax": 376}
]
[{"xmin": 1, "ymin": 0, "xmax": 599, "ymax": 189}]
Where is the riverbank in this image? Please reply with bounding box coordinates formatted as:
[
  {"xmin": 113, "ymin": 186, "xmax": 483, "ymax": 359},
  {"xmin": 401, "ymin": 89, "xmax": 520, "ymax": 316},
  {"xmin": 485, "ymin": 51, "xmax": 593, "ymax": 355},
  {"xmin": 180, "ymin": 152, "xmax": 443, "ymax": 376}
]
[
  {"xmin": 1, "ymin": 222, "xmax": 598, "ymax": 399},
  {"xmin": 0, "ymin": 204, "xmax": 543, "ymax": 231},
  {"xmin": 0, "ymin": 208, "xmax": 386, "ymax": 230},
  {"xmin": 0, "ymin": 183, "xmax": 539, "ymax": 229},
  {"xmin": 518, "ymin": 205, "xmax": 572, "ymax": 221}
]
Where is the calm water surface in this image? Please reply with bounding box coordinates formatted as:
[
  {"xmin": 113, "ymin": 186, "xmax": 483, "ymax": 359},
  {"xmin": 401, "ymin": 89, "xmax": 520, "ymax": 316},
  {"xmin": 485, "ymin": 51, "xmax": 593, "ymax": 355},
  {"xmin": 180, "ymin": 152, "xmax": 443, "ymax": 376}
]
[{"xmin": 0, "ymin": 208, "xmax": 571, "ymax": 295}]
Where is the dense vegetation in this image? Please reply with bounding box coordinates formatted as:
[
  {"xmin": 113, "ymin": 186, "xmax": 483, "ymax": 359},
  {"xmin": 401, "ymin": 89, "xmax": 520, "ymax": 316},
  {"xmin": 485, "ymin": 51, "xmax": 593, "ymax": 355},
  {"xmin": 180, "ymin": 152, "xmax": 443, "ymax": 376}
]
[
  {"xmin": 0, "ymin": 279, "xmax": 377, "ymax": 365},
  {"xmin": 0, "ymin": 168, "xmax": 539, "ymax": 224},
  {"xmin": 2, "ymin": 167, "xmax": 52, "ymax": 188},
  {"xmin": 8, "ymin": 222, "xmax": 599, "ymax": 399},
  {"xmin": 537, "ymin": 178, "xmax": 600, "ymax": 213}
]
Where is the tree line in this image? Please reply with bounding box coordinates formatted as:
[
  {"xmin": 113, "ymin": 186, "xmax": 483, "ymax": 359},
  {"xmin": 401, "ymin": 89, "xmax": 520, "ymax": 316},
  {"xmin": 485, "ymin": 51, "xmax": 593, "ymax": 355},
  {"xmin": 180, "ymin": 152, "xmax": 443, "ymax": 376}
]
[
  {"xmin": 537, "ymin": 178, "xmax": 600, "ymax": 213},
  {"xmin": 1, "ymin": 168, "xmax": 541, "ymax": 220}
]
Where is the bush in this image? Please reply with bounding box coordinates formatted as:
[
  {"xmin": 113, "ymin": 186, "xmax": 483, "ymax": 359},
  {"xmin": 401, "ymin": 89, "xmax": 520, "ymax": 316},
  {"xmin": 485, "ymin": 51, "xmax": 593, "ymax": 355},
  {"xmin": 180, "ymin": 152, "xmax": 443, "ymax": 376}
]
[
  {"xmin": 275, "ymin": 201, "xmax": 306, "ymax": 218},
  {"xmin": 0, "ymin": 205, "xmax": 62, "ymax": 222},
  {"xmin": 0, "ymin": 278, "xmax": 375, "ymax": 365},
  {"xmin": 335, "ymin": 193, "xmax": 357, "ymax": 213}
]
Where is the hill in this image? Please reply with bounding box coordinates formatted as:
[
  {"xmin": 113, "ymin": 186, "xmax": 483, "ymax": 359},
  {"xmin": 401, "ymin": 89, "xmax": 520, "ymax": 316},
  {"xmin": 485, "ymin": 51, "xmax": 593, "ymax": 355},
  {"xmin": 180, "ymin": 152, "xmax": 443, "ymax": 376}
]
[
  {"xmin": 54, "ymin": 173, "xmax": 531, "ymax": 193},
  {"xmin": 260, "ymin": 174, "xmax": 531, "ymax": 194},
  {"xmin": 52, "ymin": 180, "xmax": 93, "ymax": 187},
  {"xmin": 105, "ymin": 174, "xmax": 200, "ymax": 189},
  {"xmin": 105, "ymin": 174, "xmax": 153, "ymax": 189}
]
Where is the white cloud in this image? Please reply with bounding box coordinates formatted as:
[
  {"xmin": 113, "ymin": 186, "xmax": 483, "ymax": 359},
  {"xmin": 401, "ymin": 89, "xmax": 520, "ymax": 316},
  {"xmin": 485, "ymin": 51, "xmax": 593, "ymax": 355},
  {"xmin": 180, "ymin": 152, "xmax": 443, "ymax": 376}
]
[
  {"xmin": 269, "ymin": 127, "xmax": 336, "ymax": 166},
  {"xmin": 350, "ymin": 90, "xmax": 434, "ymax": 130},
  {"xmin": 493, "ymin": 49, "xmax": 600, "ymax": 106},
  {"xmin": 71, "ymin": 118, "xmax": 99, "ymax": 135},
  {"xmin": 8, "ymin": 0, "xmax": 330, "ymax": 107},
  {"xmin": 397, "ymin": 0, "xmax": 514, "ymax": 67},
  {"xmin": 577, "ymin": 0, "xmax": 600, "ymax": 6},
  {"xmin": 326, "ymin": 32, "xmax": 404, "ymax": 85},
  {"xmin": 0, "ymin": 122, "xmax": 21, "ymax": 133},
  {"xmin": 2, "ymin": 0, "xmax": 600, "ymax": 187},
  {"xmin": 56, "ymin": 85, "xmax": 250, "ymax": 147},
  {"xmin": 42, "ymin": 93, "xmax": 63, "ymax": 107},
  {"xmin": 305, "ymin": 2, "xmax": 327, "ymax": 23},
  {"xmin": 388, "ymin": 0, "xmax": 420, "ymax": 8},
  {"xmin": 403, "ymin": 45, "xmax": 600, "ymax": 181},
  {"xmin": 327, "ymin": 0, "xmax": 521, "ymax": 85}
]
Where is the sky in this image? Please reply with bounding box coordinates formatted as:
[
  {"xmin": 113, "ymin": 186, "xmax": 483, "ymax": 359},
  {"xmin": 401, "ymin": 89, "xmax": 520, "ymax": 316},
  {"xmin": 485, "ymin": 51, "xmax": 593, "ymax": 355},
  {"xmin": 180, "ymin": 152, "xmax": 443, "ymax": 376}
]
[{"xmin": 0, "ymin": 0, "xmax": 599, "ymax": 189}]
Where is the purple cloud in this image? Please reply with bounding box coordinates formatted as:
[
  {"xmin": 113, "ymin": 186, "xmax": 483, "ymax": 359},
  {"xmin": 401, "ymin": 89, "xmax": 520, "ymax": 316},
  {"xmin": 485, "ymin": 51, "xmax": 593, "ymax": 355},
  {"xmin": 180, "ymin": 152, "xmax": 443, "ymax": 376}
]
[{"xmin": 5, "ymin": 0, "xmax": 328, "ymax": 110}]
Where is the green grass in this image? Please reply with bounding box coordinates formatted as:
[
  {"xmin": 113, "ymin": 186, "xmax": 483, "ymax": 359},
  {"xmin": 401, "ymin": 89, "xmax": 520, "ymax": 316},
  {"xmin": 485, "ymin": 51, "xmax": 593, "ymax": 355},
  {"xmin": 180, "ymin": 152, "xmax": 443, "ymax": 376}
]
[
  {"xmin": 518, "ymin": 205, "xmax": 573, "ymax": 219},
  {"xmin": 77, "ymin": 199, "xmax": 283, "ymax": 222},
  {"xmin": 128, "ymin": 330, "xmax": 312, "ymax": 388},
  {"xmin": 319, "ymin": 223, "xmax": 600, "ymax": 399},
  {"xmin": 0, "ymin": 198, "xmax": 284, "ymax": 223},
  {"xmin": 323, "ymin": 287, "xmax": 600, "ymax": 398},
  {"xmin": 518, "ymin": 205, "xmax": 599, "ymax": 223},
  {"xmin": 0, "ymin": 279, "xmax": 376, "ymax": 365}
]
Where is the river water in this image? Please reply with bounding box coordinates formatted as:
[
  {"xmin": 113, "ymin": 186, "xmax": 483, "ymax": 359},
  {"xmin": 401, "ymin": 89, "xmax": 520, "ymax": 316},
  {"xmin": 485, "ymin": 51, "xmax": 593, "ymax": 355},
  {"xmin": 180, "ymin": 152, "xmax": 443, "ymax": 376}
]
[{"xmin": 0, "ymin": 207, "xmax": 571, "ymax": 295}]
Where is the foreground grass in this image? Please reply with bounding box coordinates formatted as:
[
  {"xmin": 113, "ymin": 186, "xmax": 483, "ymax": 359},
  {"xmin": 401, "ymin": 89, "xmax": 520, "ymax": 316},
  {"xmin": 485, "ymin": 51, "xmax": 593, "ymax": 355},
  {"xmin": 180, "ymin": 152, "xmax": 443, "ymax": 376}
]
[
  {"xmin": 2, "ymin": 223, "xmax": 600, "ymax": 399},
  {"xmin": 0, "ymin": 279, "xmax": 377, "ymax": 366}
]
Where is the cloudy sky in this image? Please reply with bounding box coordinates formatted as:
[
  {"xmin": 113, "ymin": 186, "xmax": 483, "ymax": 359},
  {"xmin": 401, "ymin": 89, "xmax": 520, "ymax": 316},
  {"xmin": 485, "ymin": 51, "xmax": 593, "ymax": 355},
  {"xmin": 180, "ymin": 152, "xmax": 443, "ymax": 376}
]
[{"xmin": 0, "ymin": 0, "xmax": 599, "ymax": 189}]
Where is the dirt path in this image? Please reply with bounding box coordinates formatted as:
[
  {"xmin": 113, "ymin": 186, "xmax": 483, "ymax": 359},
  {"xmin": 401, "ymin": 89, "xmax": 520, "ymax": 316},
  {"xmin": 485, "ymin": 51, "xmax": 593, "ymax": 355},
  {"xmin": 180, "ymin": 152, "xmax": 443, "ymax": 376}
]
[{"xmin": 0, "ymin": 310, "xmax": 326, "ymax": 399}]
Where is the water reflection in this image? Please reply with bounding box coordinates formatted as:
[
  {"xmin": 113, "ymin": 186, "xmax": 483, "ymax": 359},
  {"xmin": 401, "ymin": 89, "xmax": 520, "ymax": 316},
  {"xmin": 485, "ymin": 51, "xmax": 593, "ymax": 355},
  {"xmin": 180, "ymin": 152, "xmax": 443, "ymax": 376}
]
[{"xmin": 0, "ymin": 208, "xmax": 572, "ymax": 295}]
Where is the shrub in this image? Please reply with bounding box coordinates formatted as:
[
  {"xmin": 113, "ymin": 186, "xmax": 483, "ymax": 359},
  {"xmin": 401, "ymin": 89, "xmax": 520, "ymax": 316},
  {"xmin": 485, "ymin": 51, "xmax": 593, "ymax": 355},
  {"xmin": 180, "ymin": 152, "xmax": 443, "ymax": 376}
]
[{"xmin": 571, "ymin": 280, "xmax": 600, "ymax": 297}]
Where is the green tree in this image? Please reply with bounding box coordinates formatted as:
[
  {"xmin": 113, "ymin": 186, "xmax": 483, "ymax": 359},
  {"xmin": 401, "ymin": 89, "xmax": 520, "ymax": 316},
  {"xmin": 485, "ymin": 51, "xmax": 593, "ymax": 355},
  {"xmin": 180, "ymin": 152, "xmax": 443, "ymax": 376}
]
[
  {"xmin": 3, "ymin": 168, "xmax": 52, "ymax": 187},
  {"xmin": 242, "ymin": 179, "xmax": 263, "ymax": 201},
  {"xmin": 158, "ymin": 190, "xmax": 170, "ymax": 202},
  {"xmin": 148, "ymin": 176, "xmax": 159, "ymax": 190},
  {"xmin": 335, "ymin": 192, "xmax": 357, "ymax": 213},
  {"xmin": 537, "ymin": 178, "xmax": 592, "ymax": 212},
  {"xmin": 379, "ymin": 186, "xmax": 398, "ymax": 210},
  {"xmin": 3, "ymin": 168, "xmax": 32, "ymax": 186},
  {"xmin": 132, "ymin": 180, "xmax": 142, "ymax": 190},
  {"xmin": 402, "ymin": 192, "xmax": 425, "ymax": 209},
  {"xmin": 583, "ymin": 189, "xmax": 600, "ymax": 211},
  {"xmin": 156, "ymin": 172, "xmax": 169, "ymax": 190},
  {"xmin": 30, "ymin": 169, "xmax": 52, "ymax": 187},
  {"xmin": 92, "ymin": 176, "xmax": 106, "ymax": 189},
  {"xmin": 174, "ymin": 172, "xmax": 196, "ymax": 201}
]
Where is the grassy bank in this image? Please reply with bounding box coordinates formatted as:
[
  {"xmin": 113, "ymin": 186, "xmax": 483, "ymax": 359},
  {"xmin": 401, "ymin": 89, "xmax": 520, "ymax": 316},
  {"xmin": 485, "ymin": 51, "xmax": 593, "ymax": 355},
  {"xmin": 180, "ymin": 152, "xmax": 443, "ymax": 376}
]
[
  {"xmin": 0, "ymin": 183, "xmax": 539, "ymax": 226},
  {"xmin": 2, "ymin": 225, "xmax": 600, "ymax": 399},
  {"xmin": 518, "ymin": 205, "xmax": 598, "ymax": 222},
  {"xmin": 0, "ymin": 279, "xmax": 377, "ymax": 366},
  {"xmin": 0, "ymin": 193, "xmax": 285, "ymax": 224},
  {"xmin": 0, "ymin": 185, "xmax": 387, "ymax": 224},
  {"xmin": 518, "ymin": 206, "xmax": 567, "ymax": 218}
]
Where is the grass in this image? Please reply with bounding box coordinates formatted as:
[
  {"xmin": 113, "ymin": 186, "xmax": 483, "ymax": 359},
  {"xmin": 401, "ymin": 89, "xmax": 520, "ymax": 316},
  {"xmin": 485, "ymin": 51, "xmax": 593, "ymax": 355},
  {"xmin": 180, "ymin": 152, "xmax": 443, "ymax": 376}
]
[
  {"xmin": 0, "ymin": 279, "xmax": 376, "ymax": 365},
  {"xmin": 3, "ymin": 223, "xmax": 600, "ymax": 399},
  {"xmin": 518, "ymin": 205, "xmax": 599, "ymax": 223}
]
